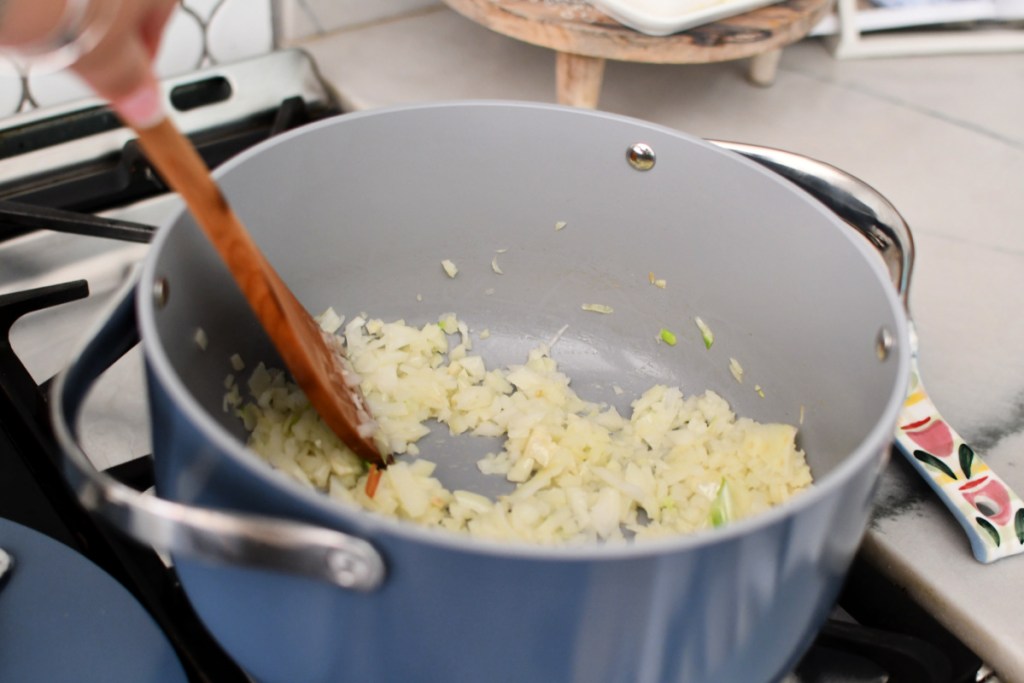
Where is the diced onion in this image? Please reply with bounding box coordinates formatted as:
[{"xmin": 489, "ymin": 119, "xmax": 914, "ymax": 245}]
[
  {"xmin": 729, "ymin": 357, "xmax": 744, "ymax": 383},
  {"xmin": 232, "ymin": 314, "xmax": 811, "ymax": 545},
  {"xmin": 316, "ymin": 307, "xmax": 345, "ymax": 334}
]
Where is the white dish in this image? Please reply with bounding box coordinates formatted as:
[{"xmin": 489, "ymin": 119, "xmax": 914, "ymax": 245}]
[{"xmin": 590, "ymin": 0, "xmax": 780, "ymax": 35}]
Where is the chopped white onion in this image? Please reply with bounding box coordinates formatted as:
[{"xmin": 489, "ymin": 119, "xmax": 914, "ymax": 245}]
[
  {"xmin": 233, "ymin": 314, "xmax": 811, "ymax": 545},
  {"xmin": 729, "ymin": 357, "xmax": 744, "ymax": 383}
]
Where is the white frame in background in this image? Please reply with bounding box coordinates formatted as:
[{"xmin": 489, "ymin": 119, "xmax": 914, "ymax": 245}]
[{"xmin": 810, "ymin": 0, "xmax": 1024, "ymax": 57}]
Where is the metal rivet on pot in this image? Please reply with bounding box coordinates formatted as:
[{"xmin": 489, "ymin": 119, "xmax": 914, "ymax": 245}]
[
  {"xmin": 327, "ymin": 549, "xmax": 364, "ymax": 588},
  {"xmin": 627, "ymin": 143, "xmax": 656, "ymax": 171},
  {"xmin": 875, "ymin": 327, "xmax": 894, "ymax": 361},
  {"xmin": 153, "ymin": 277, "xmax": 170, "ymax": 309}
]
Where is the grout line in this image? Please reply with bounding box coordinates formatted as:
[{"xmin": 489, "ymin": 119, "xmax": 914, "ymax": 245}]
[
  {"xmin": 295, "ymin": 0, "xmax": 328, "ymax": 35},
  {"xmin": 296, "ymin": 4, "xmax": 447, "ymax": 43},
  {"xmin": 922, "ymin": 227, "xmax": 1024, "ymax": 261},
  {"xmin": 783, "ymin": 61, "xmax": 1024, "ymax": 151}
]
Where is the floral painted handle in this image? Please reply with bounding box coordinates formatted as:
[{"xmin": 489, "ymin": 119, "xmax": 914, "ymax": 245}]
[{"xmin": 894, "ymin": 330, "xmax": 1024, "ymax": 563}]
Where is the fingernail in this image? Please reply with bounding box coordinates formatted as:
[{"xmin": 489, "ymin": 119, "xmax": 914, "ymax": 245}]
[{"xmin": 113, "ymin": 81, "xmax": 165, "ymax": 129}]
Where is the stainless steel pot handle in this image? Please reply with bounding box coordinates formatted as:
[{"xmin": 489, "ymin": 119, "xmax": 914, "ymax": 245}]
[
  {"xmin": 710, "ymin": 140, "xmax": 915, "ymax": 304},
  {"xmin": 49, "ymin": 273, "xmax": 386, "ymax": 591}
]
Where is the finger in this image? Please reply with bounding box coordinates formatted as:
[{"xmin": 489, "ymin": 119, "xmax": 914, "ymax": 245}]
[
  {"xmin": 112, "ymin": 75, "xmax": 164, "ymax": 128},
  {"xmin": 72, "ymin": 29, "xmax": 151, "ymax": 102},
  {"xmin": 140, "ymin": 0, "xmax": 177, "ymax": 61}
]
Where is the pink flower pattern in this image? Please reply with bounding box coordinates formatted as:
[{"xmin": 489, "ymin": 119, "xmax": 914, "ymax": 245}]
[{"xmin": 895, "ymin": 369, "xmax": 1024, "ymax": 563}]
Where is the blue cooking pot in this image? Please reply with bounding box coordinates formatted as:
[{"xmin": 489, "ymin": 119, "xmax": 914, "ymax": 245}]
[{"xmin": 53, "ymin": 102, "xmax": 909, "ymax": 683}]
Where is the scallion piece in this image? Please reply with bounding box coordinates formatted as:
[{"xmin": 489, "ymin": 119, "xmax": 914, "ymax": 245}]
[
  {"xmin": 710, "ymin": 477, "xmax": 733, "ymax": 528},
  {"xmin": 695, "ymin": 316, "xmax": 714, "ymax": 349}
]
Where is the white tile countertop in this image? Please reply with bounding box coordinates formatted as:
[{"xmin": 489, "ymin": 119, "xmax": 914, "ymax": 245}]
[{"xmin": 294, "ymin": 6, "xmax": 1024, "ymax": 680}]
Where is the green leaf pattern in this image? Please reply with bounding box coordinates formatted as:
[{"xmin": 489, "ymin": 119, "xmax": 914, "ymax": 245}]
[
  {"xmin": 912, "ymin": 450, "xmax": 957, "ymax": 480},
  {"xmin": 976, "ymin": 517, "xmax": 1001, "ymax": 548},
  {"xmin": 898, "ymin": 409, "xmax": 1024, "ymax": 561},
  {"xmin": 958, "ymin": 444, "xmax": 974, "ymax": 480}
]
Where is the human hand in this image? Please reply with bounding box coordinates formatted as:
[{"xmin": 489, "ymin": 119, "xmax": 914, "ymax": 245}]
[{"xmin": 0, "ymin": 0, "xmax": 177, "ymax": 127}]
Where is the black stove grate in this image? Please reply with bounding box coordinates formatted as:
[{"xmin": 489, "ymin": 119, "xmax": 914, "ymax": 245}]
[
  {"xmin": 0, "ymin": 91, "xmax": 329, "ymax": 217},
  {"xmin": 0, "ymin": 280, "xmax": 249, "ymax": 683},
  {"xmin": 0, "ymin": 199, "xmax": 155, "ymax": 243}
]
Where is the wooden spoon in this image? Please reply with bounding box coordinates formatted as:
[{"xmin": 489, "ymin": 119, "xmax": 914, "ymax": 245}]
[{"xmin": 132, "ymin": 117, "xmax": 389, "ymax": 467}]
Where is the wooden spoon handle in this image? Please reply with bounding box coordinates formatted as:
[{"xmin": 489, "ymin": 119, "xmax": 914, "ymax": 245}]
[
  {"xmin": 132, "ymin": 117, "xmax": 385, "ymax": 465},
  {"xmin": 134, "ymin": 120, "xmax": 278, "ymax": 301}
]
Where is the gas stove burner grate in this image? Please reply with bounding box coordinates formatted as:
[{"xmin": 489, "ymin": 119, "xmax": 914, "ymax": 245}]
[
  {"xmin": 0, "ymin": 48, "xmax": 340, "ymax": 217},
  {"xmin": 0, "ymin": 93, "xmax": 328, "ymax": 216},
  {"xmin": 0, "ymin": 280, "xmax": 248, "ymax": 683},
  {"xmin": 0, "ymin": 199, "xmax": 155, "ymax": 244}
]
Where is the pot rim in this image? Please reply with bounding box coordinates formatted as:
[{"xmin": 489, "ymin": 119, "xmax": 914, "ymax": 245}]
[{"xmin": 138, "ymin": 100, "xmax": 910, "ymax": 561}]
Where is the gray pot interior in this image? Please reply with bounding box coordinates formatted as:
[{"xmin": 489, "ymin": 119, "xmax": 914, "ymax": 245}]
[{"xmin": 146, "ymin": 102, "xmax": 904, "ymax": 504}]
